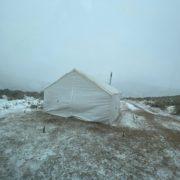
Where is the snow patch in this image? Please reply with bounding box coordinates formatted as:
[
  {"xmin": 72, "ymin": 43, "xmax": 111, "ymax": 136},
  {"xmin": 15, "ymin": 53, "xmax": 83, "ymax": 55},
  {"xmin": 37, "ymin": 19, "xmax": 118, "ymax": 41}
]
[
  {"xmin": 164, "ymin": 149, "xmax": 180, "ymax": 167},
  {"xmin": 0, "ymin": 97, "xmax": 43, "ymax": 118},
  {"xmin": 156, "ymin": 168, "xmax": 173, "ymax": 179},
  {"xmin": 161, "ymin": 121, "xmax": 180, "ymax": 131},
  {"xmin": 120, "ymin": 112, "xmax": 149, "ymax": 129},
  {"xmin": 126, "ymin": 102, "xmax": 139, "ymax": 111},
  {"xmin": 120, "ymin": 101, "xmax": 139, "ymax": 111},
  {"xmin": 129, "ymin": 100, "xmax": 177, "ymax": 117},
  {"xmin": 115, "ymin": 153, "xmax": 126, "ymax": 159},
  {"xmin": 167, "ymin": 106, "xmax": 176, "ymax": 114},
  {"xmin": 39, "ymin": 149, "xmax": 56, "ymax": 161}
]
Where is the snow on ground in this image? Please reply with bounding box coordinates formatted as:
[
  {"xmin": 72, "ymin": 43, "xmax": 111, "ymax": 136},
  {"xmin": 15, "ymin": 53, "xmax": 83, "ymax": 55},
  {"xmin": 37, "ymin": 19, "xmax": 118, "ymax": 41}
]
[
  {"xmin": 128, "ymin": 100, "xmax": 180, "ymax": 120},
  {"xmin": 118, "ymin": 100, "xmax": 180, "ymax": 131},
  {"xmin": 162, "ymin": 121, "xmax": 180, "ymax": 131},
  {"xmin": 118, "ymin": 101, "xmax": 153, "ymax": 130},
  {"xmin": 0, "ymin": 111, "xmax": 179, "ymax": 179},
  {"xmin": 154, "ymin": 116, "xmax": 180, "ymax": 131},
  {"xmin": 125, "ymin": 102, "xmax": 139, "ymax": 111},
  {"xmin": 167, "ymin": 106, "xmax": 176, "ymax": 114},
  {"xmin": 120, "ymin": 112, "xmax": 151, "ymax": 130},
  {"xmin": 129, "ymin": 101, "xmax": 162, "ymax": 115},
  {"xmin": 0, "ymin": 98, "xmax": 180, "ymax": 179},
  {"xmin": 0, "ymin": 96, "xmax": 43, "ymax": 118},
  {"xmin": 120, "ymin": 101, "xmax": 140, "ymax": 111}
]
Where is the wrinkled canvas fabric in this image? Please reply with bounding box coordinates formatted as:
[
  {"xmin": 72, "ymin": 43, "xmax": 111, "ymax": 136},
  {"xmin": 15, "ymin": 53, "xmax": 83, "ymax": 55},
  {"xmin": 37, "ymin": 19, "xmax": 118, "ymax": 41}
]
[{"xmin": 44, "ymin": 69, "xmax": 120, "ymax": 122}]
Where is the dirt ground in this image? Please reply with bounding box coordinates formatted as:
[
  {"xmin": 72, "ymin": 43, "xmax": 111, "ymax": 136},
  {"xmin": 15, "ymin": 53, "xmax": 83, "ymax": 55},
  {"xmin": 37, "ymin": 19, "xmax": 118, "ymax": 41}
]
[{"xmin": 0, "ymin": 109, "xmax": 180, "ymax": 180}]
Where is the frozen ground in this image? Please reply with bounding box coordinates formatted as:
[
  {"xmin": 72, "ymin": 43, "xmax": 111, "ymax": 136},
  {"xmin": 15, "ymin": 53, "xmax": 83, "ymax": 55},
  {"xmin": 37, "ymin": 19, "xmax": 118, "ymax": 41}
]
[{"xmin": 0, "ymin": 100, "xmax": 180, "ymax": 179}]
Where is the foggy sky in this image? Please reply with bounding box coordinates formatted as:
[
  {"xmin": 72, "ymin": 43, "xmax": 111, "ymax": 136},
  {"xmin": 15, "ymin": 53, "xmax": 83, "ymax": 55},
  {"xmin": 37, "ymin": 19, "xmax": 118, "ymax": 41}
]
[{"xmin": 0, "ymin": 0, "xmax": 180, "ymax": 96}]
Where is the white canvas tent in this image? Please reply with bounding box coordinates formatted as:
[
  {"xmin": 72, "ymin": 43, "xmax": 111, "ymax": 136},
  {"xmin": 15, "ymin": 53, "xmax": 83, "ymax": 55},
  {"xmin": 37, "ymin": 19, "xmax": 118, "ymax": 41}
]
[{"xmin": 44, "ymin": 69, "xmax": 121, "ymax": 122}]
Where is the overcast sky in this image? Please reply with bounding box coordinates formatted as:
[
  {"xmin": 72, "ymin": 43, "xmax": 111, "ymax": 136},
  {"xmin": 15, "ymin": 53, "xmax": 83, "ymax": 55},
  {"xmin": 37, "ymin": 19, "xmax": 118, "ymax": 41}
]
[{"xmin": 0, "ymin": 0, "xmax": 180, "ymax": 95}]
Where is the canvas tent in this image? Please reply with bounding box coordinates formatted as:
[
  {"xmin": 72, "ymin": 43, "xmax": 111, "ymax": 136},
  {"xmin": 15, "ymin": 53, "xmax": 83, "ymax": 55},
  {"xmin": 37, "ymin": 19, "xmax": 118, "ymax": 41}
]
[{"xmin": 44, "ymin": 69, "xmax": 121, "ymax": 122}]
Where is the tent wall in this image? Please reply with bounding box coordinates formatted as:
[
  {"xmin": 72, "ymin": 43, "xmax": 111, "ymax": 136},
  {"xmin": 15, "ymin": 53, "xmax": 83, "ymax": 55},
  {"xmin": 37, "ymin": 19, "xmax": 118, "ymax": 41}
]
[
  {"xmin": 44, "ymin": 71, "xmax": 120, "ymax": 122},
  {"xmin": 44, "ymin": 72, "xmax": 74, "ymax": 112},
  {"xmin": 111, "ymin": 94, "xmax": 120, "ymax": 121}
]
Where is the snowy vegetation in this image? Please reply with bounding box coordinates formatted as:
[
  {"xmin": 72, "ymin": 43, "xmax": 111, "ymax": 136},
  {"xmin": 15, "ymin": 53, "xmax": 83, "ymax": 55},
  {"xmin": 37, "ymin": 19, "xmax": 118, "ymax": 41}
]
[
  {"xmin": 126, "ymin": 95, "xmax": 180, "ymax": 115},
  {"xmin": 0, "ymin": 89, "xmax": 43, "ymax": 100},
  {"xmin": 0, "ymin": 96, "xmax": 43, "ymax": 118}
]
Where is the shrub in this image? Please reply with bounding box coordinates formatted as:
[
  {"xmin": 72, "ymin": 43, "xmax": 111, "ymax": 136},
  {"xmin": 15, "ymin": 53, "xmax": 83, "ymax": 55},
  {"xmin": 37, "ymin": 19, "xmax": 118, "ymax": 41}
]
[
  {"xmin": 175, "ymin": 105, "xmax": 180, "ymax": 115},
  {"xmin": 150, "ymin": 100, "xmax": 167, "ymax": 110},
  {"xmin": 0, "ymin": 89, "xmax": 43, "ymax": 100},
  {"xmin": 30, "ymin": 105, "xmax": 38, "ymax": 109}
]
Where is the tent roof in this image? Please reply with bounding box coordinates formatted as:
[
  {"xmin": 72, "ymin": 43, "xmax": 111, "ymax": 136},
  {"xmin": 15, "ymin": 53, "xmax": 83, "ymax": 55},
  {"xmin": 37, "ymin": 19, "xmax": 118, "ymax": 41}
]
[{"xmin": 45, "ymin": 69, "xmax": 120, "ymax": 95}]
